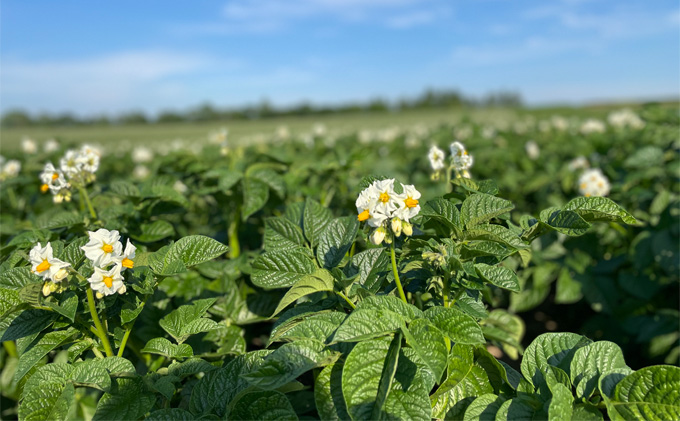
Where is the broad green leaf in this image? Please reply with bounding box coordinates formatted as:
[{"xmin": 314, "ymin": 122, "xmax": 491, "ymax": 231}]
[
  {"xmin": 271, "ymin": 311, "xmax": 346, "ymax": 344},
  {"xmin": 332, "ymin": 309, "xmax": 403, "ymax": 342},
  {"xmin": 572, "ymin": 404, "xmax": 604, "ymax": 420},
  {"xmin": 623, "ymin": 145, "xmax": 664, "ymax": 169},
  {"xmin": 92, "ymin": 356, "xmax": 136, "ymax": 376},
  {"xmin": 540, "ymin": 209, "xmax": 591, "ymax": 236},
  {"xmin": 215, "ymin": 169, "xmax": 243, "ymax": 192},
  {"xmin": 563, "ymin": 197, "xmax": 636, "ymax": 225},
  {"xmin": 59, "ymin": 237, "xmax": 88, "ymax": 266},
  {"xmin": 0, "ymin": 267, "xmax": 39, "ymax": 290},
  {"xmin": 159, "ymin": 298, "xmax": 219, "ymax": 343},
  {"xmin": 315, "ymin": 362, "xmax": 351, "ymax": 421},
  {"xmin": 93, "ymin": 377, "xmax": 156, "ymax": 421},
  {"xmin": 318, "ymin": 216, "xmax": 359, "ymax": 269},
  {"xmin": 548, "ymin": 383, "xmax": 573, "ymax": 421},
  {"xmin": 36, "ymin": 211, "xmax": 83, "ymax": 230},
  {"xmin": 251, "ymin": 251, "xmax": 318, "ymax": 289},
  {"xmin": 370, "ymin": 332, "xmax": 402, "ymax": 420},
  {"xmin": 228, "ymin": 389, "xmax": 298, "ymax": 421},
  {"xmin": 0, "ymin": 288, "xmax": 22, "ymax": 320},
  {"xmin": 110, "ymin": 180, "xmax": 141, "ymax": 198},
  {"xmin": 164, "ymin": 235, "xmax": 228, "ymax": 268},
  {"xmin": 141, "ymin": 337, "xmax": 193, "ymax": 359},
  {"xmin": 271, "ymin": 269, "xmax": 335, "ymax": 317},
  {"xmin": 521, "ymin": 332, "xmax": 591, "ymax": 389},
  {"xmin": 474, "ymin": 263, "xmax": 520, "ymax": 292},
  {"xmin": 401, "ymin": 318, "xmax": 448, "ymax": 381},
  {"xmin": 189, "ymin": 350, "xmax": 271, "ymax": 416},
  {"xmin": 242, "ymin": 340, "xmax": 332, "ymax": 390},
  {"xmin": 355, "ymin": 295, "xmax": 423, "ymax": 321},
  {"xmin": 481, "ymin": 309, "xmax": 525, "ymax": 359},
  {"xmin": 303, "ymin": 198, "xmax": 332, "ymax": 247},
  {"xmin": 131, "ymin": 220, "xmax": 175, "ymax": 243},
  {"xmin": 264, "ymin": 217, "xmax": 307, "ymax": 251},
  {"xmin": 146, "ymin": 409, "xmax": 195, "ymax": 421},
  {"xmin": 43, "ymin": 291, "xmax": 78, "ymax": 322},
  {"xmin": 0, "ymin": 309, "xmax": 55, "ymax": 342},
  {"xmin": 383, "ymin": 348, "xmax": 433, "ymax": 420},
  {"xmin": 247, "ymin": 165, "xmax": 286, "ymax": 197},
  {"xmin": 67, "ymin": 340, "xmax": 92, "ymax": 362},
  {"xmin": 463, "ymin": 394, "xmax": 505, "ymax": 421},
  {"xmin": 420, "ymin": 198, "xmax": 462, "ymax": 233},
  {"xmin": 141, "ymin": 184, "xmax": 189, "ymax": 207},
  {"xmin": 19, "ymin": 380, "xmax": 74, "ymax": 421},
  {"xmin": 242, "ymin": 177, "xmax": 270, "ymax": 220},
  {"xmin": 342, "ymin": 337, "xmax": 391, "ymax": 420},
  {"xmin": 610, "ymin": 365, "xmax": 680, "ymax": 420},
  {"xmin": 495, "ymin": 395, "xmax": 545, "ymax": 421},
  {"xmin": 14, "ymin": 328, "xmax": 78, "ymax": 381},
  {"xmin": 424, "ymin": 306, "xmax": 485, "ymax": 345},
  {"xmin": 71, "ymin": 361, "xmax": 112, "ymax": 392},
  {"xmin": 571, "ymin": 341, "xmax": 628, "ymax": 400},
  {"xmin": 461, "ymin": 193, "xmax": 514, "ymax": 228},
  {"xmin": 348, "ymin": 248, "xmax": 390, "ymax": 293}
]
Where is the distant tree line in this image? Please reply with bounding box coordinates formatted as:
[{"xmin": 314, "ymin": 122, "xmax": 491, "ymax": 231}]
[{"xmin": 1, "ymin": 89, "xmax": 522, "ymax": 128}]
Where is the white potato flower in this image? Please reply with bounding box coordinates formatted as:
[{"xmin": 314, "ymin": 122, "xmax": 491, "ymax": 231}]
[
  {"xmin": 580, "ymin": 119, "xmax": 606, "ymax": 135},
  {"xmin": 394, "ymin": 184, "xmax": 421, "ymax": 222},
  {"xmin": 30, "ymin": 242, "xmax": 71, "ymax": 282},
  {"xmin": 0, "ymin": 159, "xmax": 21, "ymax": 181},
  {"xmin": 578, "ymin": 168, "xmax": 610, "ymax": 197},
  {"xmin": 450, "ymin": 141, "xmax": 473, "ymax": 172},
  {"xmin": 120, "ymin": 239, "xmax": 136, "ymax": 271},
  {"xmin": 209, "ymin": 128, "xmax": 229, "ymax": 145},
  {"xmin": 60, "ymin": 150, "xmax": 82, "ymax": 178},
  {"xmin": 40, "ymin": 162, "xmax": 69, "ymax": 194},
  {"xmin": 133, "ymin": 165, "xmax": 150, "ymax": 179},
  {"xmin": 428, "ymin": 146, "xmax": 446, "ymax": 171},
  {"xmin": 81, "ymin": 229, "xmax": 123, "ymax": 268},
  {"xmin": 372, "ymin": 179, "xmax": 400, "ymax": 218},
  {"xmin": 132, "ymin": 146, "xmax": 154, "ymax": 163},
  {"xmin": 607, "ymin": 109, "xmax": 645, "ymax": 130},
  {"xmin": 44, "ymin": 139, "xmax": 60, "ymax": 153},
  {"xmin": 89, "ymin": 264, "xmax": 126, "ymax": 297},
  {"xmin": 568, "ymin": 156, "xmax": 590, "ymax": 172},
  {"xmin": 525, "ymin": 141, "xmax": 540, "ymax": 160},
  {"xmin": 357, "ymin": 179, "xmax": 421, "ymax": 242},
  {"xmin": 22, "ymin": 137, "xmax": 38, "ymax": 154}
]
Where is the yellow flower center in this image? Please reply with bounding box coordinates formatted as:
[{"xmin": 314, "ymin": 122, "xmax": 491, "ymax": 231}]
[
  {"xmin": 122, "ymin": 258, "xmax": 134, "ymax": 269},
  {"xmin": 580, "ymin": 183, "xmax": 587, "ymax": 189},
  {"xmin": 379, "ymin": 192, "xmax": 390, "ymax": 203},
  {"xmin": 597, "ymin": 182, "xmax": 604, "ymax": 188},
  {"xmin": 357, "ymin": 209, "xmax": 370, "ymax": 222},
  {"xmin": 36, "ymin": 259, "xmax": 51, "ymax": 273},
  {"xmin": 52, "ymin": 172, "xmax": 59, "ymax": 180},
  {"xmin": 103, "ymin": 276, "xmax": 113, "ymax": 288},
  {"xmin": 404, "ymin": 197, "xmax": 419, "ymax": 208},
  {"xmin": 41, "ymin": 184, "xmax": 50, "ymax": 193},
  {"xmin": 101, "ymin": 244, "xmax": 114, "ymax": 253},
  {"xmin": 585, "ymin": 193, "xmax": 591, "ymax": 197}
]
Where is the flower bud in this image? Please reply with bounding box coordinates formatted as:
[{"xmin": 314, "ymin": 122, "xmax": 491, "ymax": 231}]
[
  {"xmin": 391, "ymin": 218, "xmax": 402, "ymax": 237},
  {"xmin": 402, "ymin": 221, "xmax": 413, "ymax": 236},
  {"xmin": 96, "ymin": 292, "xmax": 104, "ymax": 299},
  {"xmin": 117, "ymin": 284, "xmax": 127, "ymax": 295},
  {"xmin": 370, "ymin": 227, "xmax": 386, "ymax": 245},
  {"xmin": 53, "ymin": 268, "xmax": 69, "ymax": 282}
]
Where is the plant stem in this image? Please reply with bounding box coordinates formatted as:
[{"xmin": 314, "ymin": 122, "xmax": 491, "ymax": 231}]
[
  {"xmin": 445, "ymin": 165, "xmax": 453, "ymax": 193},
  {"xmin": 91, "ymin": 344, "xmax": 105, "ymax": 359},
  {"xmin": 117, "ymin": 328, "xmax": 132, "ymax": 357},
  {"xmin": 337, "ymin": 291, "xmax": 356, "ymax": 309},
  {"xmin": 78, "ymin": 186, "xmax": 98, "ymax": 220},
  {"xmin": 450, "ymin": 286, "xmax": 466, "ymax": 306},
  {"xmin": 443, "ymin": 278, "xmax": 450, "ymax": 308},
  {"xmin": 390, "ymin": 241, "xmax": 407, "ymax": 304},
  {"xmin": 7, "ymin": 187, "xmax": 18, "ymax": 209},
  {"xmin": 228, "ymin": 207, "xmax": 241, "ymax": 259},
  {"xmin": 86, "ymin": 288, "xmax": 114, "ymax": 357},
  {"xmin": 349, "ymin": 242, "xmax": 356, "ymax": 259},
  {"xmin": 2, "ymin": 341, "xmax": 18, "ymax": 358}
]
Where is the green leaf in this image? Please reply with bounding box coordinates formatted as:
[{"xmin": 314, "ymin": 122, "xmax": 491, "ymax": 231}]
[
  {"xmin": 463, "ymin": 394, "xmax": 505, "ymax": 421},
  {"xmin": 71, "ymin": 361, "xmax": 112, "ymax": 391},
  {"xmin": 247, "ymin": 166, "xmax": 286, "ymax": 198},
  {"xmin": 251, "ymin": 251, "xmax": 318, "ymax": 289},
  {"xmin": 521, "ymin": 332, "xmax": 591, "ymax": 389},
  {"xmin": 610, "ymin": 365, "xmax": 680, "ymax": 420},
  {"xmin": 548, "ymin": 383, "xmax": 574, "ymax": 421},
  {"xmin": 355, "ymin": 295, "xmax": 424, "ymax": 321},
  {"xmin": 474, "ymin": 263, "xmax": 520, "ymax": 292},
  {"xmin": 303, "ymin": 198, "xmax": 332, "ymax": 247},
  {"xmin": 563, "ymin": 197, "xmax": 637, "ymax": 225},
  {"xmin": 348, "ymin": 248, "xmax": 390, "ymax": 293},
  {"xmin": 1, "ymin": 309, "xmax": 55, "ymax": 342},
  {"xmin": 481, "ymin": 309, "xmax": 525, "ymax": 359},
  {"xmin": 540, "ymin": 209, "xmax": 592, "ymax": 236},
  {"xmin": 461, "ymin": 193, "xmax": 514, "ymax": 228},
  {"xmin": 572, "ymin": 404, "xmax": 604, "ymax": 421},
  {"xmin": 431, "ymin": 345, "xmax": 494, "ymax": 419},
  {"xmin": 271, "ymin": 311, "xmax": 346, "ymax": 344},
  {"xmin": 146, "ymin": 409, "xmax": 195, "ymax": 421},
  {"xmin": 332, "ymin": 309, "xmax": 403, "ymax": 342},
  {"xmin": 43, "ymin": 291, "xmax": 78, "ymax": 322},
  {"xmin": 401, "ymin": 318, "xmax": 448, "ymax": 382},
  {"xmin": 14, "ymin": 328, "xmax": 79, "ymax": 382},
  {"xmin": 0, "ymin": 267, "xmax": 39, "ymax": 290},
  {"xmin": 93, "ymin": 377, "xmax": 156, "ymax": 421},
  {"xmin": 93, "ymin": 356, "xmax": 136, "ymax": 376},
  {"xmin": 164, "ymin": 235, "xmax": 228, "ymax": 268},
  {"xmin": 271, "ymin": 269, "xmax": 335, "ymax": 317},
  {"xmin": 342, "ymin": 337, "xmax": 391, "ymax": 420},
  {"xmin": 141, "ymin": 184, "xmax": 189, "ymax": 207},
  {"xmin": 19, "ymin": 379, "xmax": 75, "ymax": 421},
  {"xmin": 131, "ymin": 220, "xmax": 175, "ymax": 243},
  {"xmin": 420, "ymin": 198, "xmax": 462, "ymax": 233},
  {"xmin": 315, "ymin": 362, "xmax": 351, "ymax": 421},
  {"xmin": 110, "ymin": 180, "xmax": 140, "ymax": 198},
  {"xmin": 159, "ymin": 298, "xmax": 219, "ymax": 344},
  {"xmin": 36, "ymin": 211, "xmax": 83, "ymax": 230},
  {"xmin": 0, "ymin": 288, "xmax": 22, "ymax": 320},
  {"xmin": 228, "ymin": 390, "xmax": 298, "ymax": 421},
  {"xmin": 495, "ymin": 395, "xmax": 546, "ymax": 421},
  {"xmin": 59, "ymin": 237, "xmax": 88, "ymax": 266},
  {"xmin": 371, "ymin": 332, "xmax": 402, "ymax": 420},
  {"xmin": 318, "ymin": 216, "xmax": 359, "ymax": 269},
  {"xmin": 242, "ymin": 340, "xmax": 332, "ymax": 390},
  {"xmin": 241, "ymin": 177, "xmax": 270, "ymax": 220},
  {"xmin": 215, "ymin": 169, "xmax": 243, "ymax": 192},
  {"xmin": 264, "ymin": 217, "xmax": 307, "ymax": 251},
  {"xmin": 141, "ymin": 337, "xmax": 193, "ymax": 359},
  {"xmin": 424, "ymin": 306, "xmax": 485, "ymax": 345},
  {"xmin": 570, "ymin": 341, "xmax": 628, "ymax": 400}
]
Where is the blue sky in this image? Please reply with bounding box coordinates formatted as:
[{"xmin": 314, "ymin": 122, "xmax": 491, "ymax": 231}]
[{"xmin": 2, "ymin": 0, "xmax": 679, "ymax": 116}]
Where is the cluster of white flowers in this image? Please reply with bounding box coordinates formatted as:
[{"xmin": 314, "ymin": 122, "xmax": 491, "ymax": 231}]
[
  {"xmin": 0, "ymin": 156, "xmax": 21, "ymax": 182},
  {"xmin": 428, "ymin": 146, "xmax": 446, "ymax": 172},
  {"xmin": 21, "ymin": 137, "xmax": 38, "ymax": 154},
  {"xmin": 450, "ymin": 141, "xmax": 473, "ymax": 177},
  {"xmin": 30, "ymin": 242, "xmax": 71, "ymax": 296},
  {"xmin": 356, "ymin": 179, "xmax": 420, "ymax": 245},
  {"xmin": 551, "ymin": 116, "xmax": 569, "ymax": 131},
  {"xmin": 607, "ymin": 109, "xmax": 645, "ymax": 130},
  {"xmin": 568, "ymin": 156, "xmax": 590, "ymax": 172},
  {"xmin": 525, "ymin": 140, "xmax": 540, "ymax": 160},
  {"xmin": 580, "ymin": 119, "xmax": 606, "ymax": 135},
  {"xmin": 578, "ymin": 168, "xmax": 610, "ymax": 197},
  {"xmin": 81, "ymin": 229, "xmax": 136, "ymax": 298},
  {"xmin": 40, "ymin": 144, "xmax": 101, "ymax": 202}
]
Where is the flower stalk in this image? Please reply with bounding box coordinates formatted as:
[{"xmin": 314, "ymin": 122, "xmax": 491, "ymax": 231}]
[
  {"xmin": 86, "ymin": 288, "xmax": 114, "ymax": 357},
  {"xmin": 390, "ymin": 241, "xmax": 407, "ymax": 304}
]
